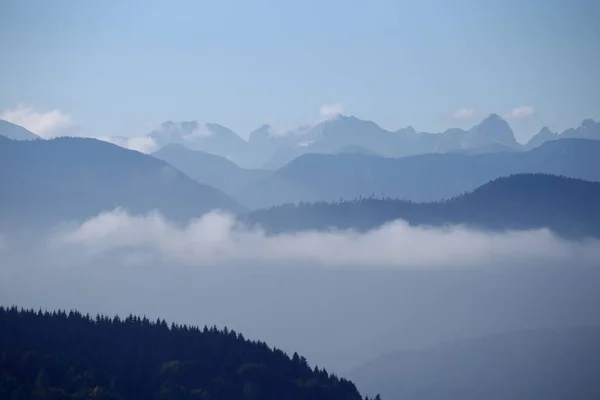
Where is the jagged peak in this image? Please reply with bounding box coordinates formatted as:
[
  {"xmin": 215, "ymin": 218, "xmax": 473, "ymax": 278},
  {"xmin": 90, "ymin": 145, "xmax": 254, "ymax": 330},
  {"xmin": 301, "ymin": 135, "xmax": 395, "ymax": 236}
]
[
  {"xmin": 471, "ymin": 113, "xmax": 512, "ymax": 131},
  {"xmin": 254, "ymin": 123, "xmax": 271, "ymax": 131},
  {"xmin": 537, "ymin": 126, "xmax": 555, "ymax": 136},
  {"xmin": 481, "ymin": 113, "xmax": 506, "ymax": 124}
]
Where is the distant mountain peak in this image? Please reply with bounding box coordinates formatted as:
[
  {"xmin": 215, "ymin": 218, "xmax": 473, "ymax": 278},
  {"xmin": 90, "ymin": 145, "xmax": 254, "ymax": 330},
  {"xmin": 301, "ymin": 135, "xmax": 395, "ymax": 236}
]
[
  {"xmin": 467, "ymin": 113, "xmax": 517, "ymax": 148},
  {"xmin": 205, "ymin": 122, "xmax": 228, "ymax": 130},
  {"xmin": 249, "ymin": 124, "xmax": 277, "ymax": 142},
  {"xmin": 148, "ymin": 121, "xmax": 245, "ymax": 158},
  {"xmin": 581, "ymin": 118, "xmax": 596, "ymax": 127},
  {"xmin": 485, "ymin": 112, "xmax": 503, "ymax": 121},
  {"xmin": 324, "ymin": 114, "xmax": 380, "ymax": 128},
  {"xmin": 396, "ymin": 126, "xmax": 417, "ymax": 135},
  {"xmin": 525, "ymin": 126, "xmax": 558, "ymax": 148},
  {"xmin": 480, "ymin": 113, "xmax": 506, "ymax": 124}
]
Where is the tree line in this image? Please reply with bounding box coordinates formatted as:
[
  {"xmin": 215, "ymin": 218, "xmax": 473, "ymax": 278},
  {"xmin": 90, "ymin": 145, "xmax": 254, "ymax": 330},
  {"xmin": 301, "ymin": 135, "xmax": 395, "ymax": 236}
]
[{"xmin": 0, "ymin": 306, "xmax": 379, "ymax": 400}]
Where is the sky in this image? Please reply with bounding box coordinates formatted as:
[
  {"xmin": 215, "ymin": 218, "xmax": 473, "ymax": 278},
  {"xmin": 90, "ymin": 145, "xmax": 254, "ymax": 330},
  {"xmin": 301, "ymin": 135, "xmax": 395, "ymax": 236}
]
[{"xmin": 1, "ymin": 0, "xmax": 599, "ymax": 142}]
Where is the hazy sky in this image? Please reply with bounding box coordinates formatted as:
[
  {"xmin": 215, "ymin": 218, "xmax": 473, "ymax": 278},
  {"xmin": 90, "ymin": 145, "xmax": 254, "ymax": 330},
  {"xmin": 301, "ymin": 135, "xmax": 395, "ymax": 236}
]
[{"xmin": 1, "ymin": 0, "xmax": 599, "ymax": 141}]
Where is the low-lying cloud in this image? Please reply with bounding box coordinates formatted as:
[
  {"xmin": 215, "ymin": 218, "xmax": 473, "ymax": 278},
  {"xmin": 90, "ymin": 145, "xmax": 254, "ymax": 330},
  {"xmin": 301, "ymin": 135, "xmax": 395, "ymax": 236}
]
[
  {"xmin": 319, "ymin": 103, "xmax": 345, "ymax": 119},
  {"xmin": 506, "ymin": 105, "xmax": 535, "ymax": 119},
  {"xmin": 452, "ymin": 107, "xmax": 476, "ymax": 121},
  {"xmin": 0, "ymin": 105, "xmax": 77, "ymax": 138},
  {"xmin": 48, "ymin": 209, "xmax": 600, "ymax": 268},
  {"xmin": 97, "ymin": 135, "xmax": 158, "ymax": 154}
]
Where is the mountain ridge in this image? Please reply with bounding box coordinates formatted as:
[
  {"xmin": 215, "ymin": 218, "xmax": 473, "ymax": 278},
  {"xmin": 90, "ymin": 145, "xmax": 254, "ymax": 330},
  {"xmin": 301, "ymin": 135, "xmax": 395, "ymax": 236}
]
[
  {"xmin": 0, "ymin": 137, "xmax": 245, "ymax": 229},
  {"xmin": 152, "ymin": 143, "xmax": 271, "ymax": 197},
  {"xmin": 245, "ymin": 173, "xmax": 600, "ymax": 239},
  {"xmin": 237, "ymin": 138, "xmax": 600, "ymax": 209},
  {"xmin": 93, "ymin": 113, "xmax": 600, "ymax": 170}
]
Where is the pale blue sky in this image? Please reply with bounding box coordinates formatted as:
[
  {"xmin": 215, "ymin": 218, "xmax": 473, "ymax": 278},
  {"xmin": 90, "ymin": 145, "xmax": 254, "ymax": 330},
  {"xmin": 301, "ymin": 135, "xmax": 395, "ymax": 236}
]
[{"xmin": 1, "ymin": 0, "xmax": 599, "ymax": 142}]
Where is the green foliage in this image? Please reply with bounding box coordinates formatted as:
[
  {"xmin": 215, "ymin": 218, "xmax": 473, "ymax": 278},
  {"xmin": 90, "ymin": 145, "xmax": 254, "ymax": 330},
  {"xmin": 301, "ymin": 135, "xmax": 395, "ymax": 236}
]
[{"xmin": 0, "ymin": 306, "xmax": 367, "ymax": 400}]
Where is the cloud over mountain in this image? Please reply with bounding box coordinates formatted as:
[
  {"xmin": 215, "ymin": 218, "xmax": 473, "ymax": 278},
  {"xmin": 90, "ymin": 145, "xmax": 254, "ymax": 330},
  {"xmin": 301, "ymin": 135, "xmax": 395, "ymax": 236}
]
[
  {"xmin": 97, "ymin": 135, "xmax": 158, "ymax": 153},
  {"xmin": 49, "ymin": 209, "xmax": 600, "ymax": 268},
  {"xmin": 452, "ymin": 107, "xmax": 476, "ymax": 120},
  {"xmin": 0, "ymin": 105, "xmax": 76, "ymax": 138},
  {"xmin": 506, "ymin": 105, "xmax": 535, "ymax": 119},
  {"xmin": 319, "ymin": 103, "xmax": 345, "ymax": 119}
]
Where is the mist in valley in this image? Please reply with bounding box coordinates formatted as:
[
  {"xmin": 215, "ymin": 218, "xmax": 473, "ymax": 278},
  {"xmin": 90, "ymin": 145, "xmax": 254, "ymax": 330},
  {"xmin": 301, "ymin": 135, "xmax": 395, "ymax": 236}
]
[{"xmin": 2, "ymin": 210, "xmax": 599, "ymax": 374}]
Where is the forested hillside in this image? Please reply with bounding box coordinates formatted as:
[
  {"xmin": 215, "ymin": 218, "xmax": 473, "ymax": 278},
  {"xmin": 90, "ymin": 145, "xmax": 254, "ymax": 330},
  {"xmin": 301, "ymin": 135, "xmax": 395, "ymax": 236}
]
[
  {"xmin": 0, "ymin": 307, "xmax": 370, "ymax": 400},
  {"xmin": 246, "ymin": 174, "xmax": 600, "ymax": 238}
]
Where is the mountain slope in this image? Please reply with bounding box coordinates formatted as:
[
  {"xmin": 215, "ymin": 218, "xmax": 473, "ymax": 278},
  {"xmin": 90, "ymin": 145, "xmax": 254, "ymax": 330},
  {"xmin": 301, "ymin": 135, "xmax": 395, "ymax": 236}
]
[
  {"xmin": 245, "ymin": 174, "xmax": 600, "ymax": 238},
  {"xmin": 334, "ymin": 145, "xmax": 381, "ymax": 156},
  {"xmin": 0, "ymin": 306, "xmax": 366, "ymax": 400},
  {"xmin": 0, "ymin": 119, "xmax": 41, "ymax": 140},
  {"xmin": 152, "ymin": 143, "xmax": 271, "ymax": 196},
  {"xmin": 245, "ymin": 124, "xmax": 290, "ymax": 168},
  {"xmin": 349, "ymin": 327, "xmax": 600, "ymax": 400},
  {"xmin": 148, "ymin": 121, "xmax": 247, "ymax": 160},
  {"xmin": 0, "ymin": 137, "xmax": 244, "ymax": 228},
  {"xmin": 238, "ymin": 139, "xmax": 600, "ymax": 209}
]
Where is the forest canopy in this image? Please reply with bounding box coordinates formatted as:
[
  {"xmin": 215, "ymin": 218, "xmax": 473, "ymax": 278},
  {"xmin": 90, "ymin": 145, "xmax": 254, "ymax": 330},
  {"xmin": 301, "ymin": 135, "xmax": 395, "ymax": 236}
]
[{"xmin": 0, "ymin": 306, "xmax": 375, "ymax": 400}]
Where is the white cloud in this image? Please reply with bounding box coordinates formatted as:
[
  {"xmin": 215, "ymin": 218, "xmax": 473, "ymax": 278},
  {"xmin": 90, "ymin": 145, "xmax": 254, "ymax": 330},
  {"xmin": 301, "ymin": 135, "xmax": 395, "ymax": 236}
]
[
  {"xmin": 51, "ymin": 209, "xmax": 600, "ymax": 268},
  {"xmin": 0, "ymin": 105, "xmax": 76, "ymax": 138},
  {"xmin": 97, "ymin": 136, "xmax": 158, "ymax": 154},
  {"xmin": 506, "ymin": 105, "xmax": 535, "ymax": 119},
  {"xmin": 452, "ymin": 108, "xmax": 475, "ymax": 121},
  {"xmin": 184, "ymin": 124, "xmax": 213, "ymax": 140},
  {"xmin": 319, "ymin": 103, "xmax": 345, "ymax": 119}
]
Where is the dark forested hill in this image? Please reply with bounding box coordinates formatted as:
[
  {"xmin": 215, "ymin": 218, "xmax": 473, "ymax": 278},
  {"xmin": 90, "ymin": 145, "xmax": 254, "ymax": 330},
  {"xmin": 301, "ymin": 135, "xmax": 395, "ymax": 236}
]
[
  {"xmin": 349, "ymin": 327, "xmax": 600, "ymax": 400},
  {"xmin": 245, "ymin": 174, "xmax": 600, "ymax": 238},
  {"xmin": 238, "ymin": 139, "xmax": 600, "ymax": 209},
  {"xmin": 0, "ymin": 137, "xmax": 244, "ymax": 228},
  {"xmin": 0, "ymin": 307, "xmax": 370, "ymax": 400}
]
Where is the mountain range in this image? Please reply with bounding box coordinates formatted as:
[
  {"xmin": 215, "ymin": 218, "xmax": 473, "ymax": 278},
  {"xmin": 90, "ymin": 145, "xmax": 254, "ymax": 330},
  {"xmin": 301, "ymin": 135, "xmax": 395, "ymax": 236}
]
[
  {"xmin": 3, "ymin": 122, "xmax": 600, "ymax": 236},
  {"xmin": 237, "ymin": 138, "xmax": 600, "ymax": 209},
  {"xmin": 138, "ymin": 114, "xmax": 600, "ymax": 170},
  {"xmin": 3, "ymin": 114, "xmax": 599, "ymax": 175}
]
